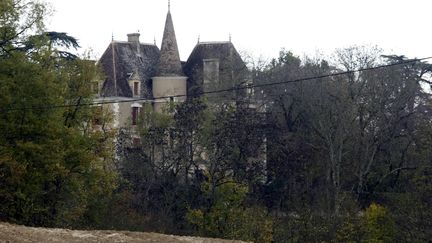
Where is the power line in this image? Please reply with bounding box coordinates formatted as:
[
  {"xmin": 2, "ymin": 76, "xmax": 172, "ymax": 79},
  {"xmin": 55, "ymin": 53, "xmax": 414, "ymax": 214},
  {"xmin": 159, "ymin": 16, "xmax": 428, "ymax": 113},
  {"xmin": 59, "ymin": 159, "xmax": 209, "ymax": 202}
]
[{"xmin": 2, "ymin": 56, "xmax": 432, "ymax": 112}]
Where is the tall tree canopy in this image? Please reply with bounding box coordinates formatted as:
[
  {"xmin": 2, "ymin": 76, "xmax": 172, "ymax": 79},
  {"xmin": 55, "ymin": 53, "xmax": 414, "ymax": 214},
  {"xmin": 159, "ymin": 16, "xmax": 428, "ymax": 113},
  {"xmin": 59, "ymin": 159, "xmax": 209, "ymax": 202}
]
[{"xmin": 0, "ymin": 0, "xmax": 117, "ymax": 227}]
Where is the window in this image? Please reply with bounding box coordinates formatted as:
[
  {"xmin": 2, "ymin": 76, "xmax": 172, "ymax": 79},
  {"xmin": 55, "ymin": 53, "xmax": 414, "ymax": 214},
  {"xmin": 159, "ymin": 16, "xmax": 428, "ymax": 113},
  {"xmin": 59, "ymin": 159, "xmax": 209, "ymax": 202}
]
[
  {"xmin": 131, "ymin": 107, "xmax": 139, "ymax": 125},
  {"xmin": 203, "ymin": 59, "xmax": 219, "ymax": 85},
  {"xmin": 133, "ymin": 82, "xmax": 139, "ymax": 96},
  {"xmin": 129, "ymin": 79, "xmax": 140, "ymax": 97},
  {"xmin": 92, "ymin": 106, "xmax": 103, "ymax": 125},
  {"xmin": 132, "ymin": 137, "xmax": 141, "ymax": 146}
]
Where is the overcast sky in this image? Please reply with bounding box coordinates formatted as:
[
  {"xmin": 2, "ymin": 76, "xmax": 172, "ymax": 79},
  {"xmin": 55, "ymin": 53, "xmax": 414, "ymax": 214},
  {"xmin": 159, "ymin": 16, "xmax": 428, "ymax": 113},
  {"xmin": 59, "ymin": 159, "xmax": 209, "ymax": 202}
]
[{"xmin": 44, "ymin": 0, "xmax": 432, "ymax": 62}]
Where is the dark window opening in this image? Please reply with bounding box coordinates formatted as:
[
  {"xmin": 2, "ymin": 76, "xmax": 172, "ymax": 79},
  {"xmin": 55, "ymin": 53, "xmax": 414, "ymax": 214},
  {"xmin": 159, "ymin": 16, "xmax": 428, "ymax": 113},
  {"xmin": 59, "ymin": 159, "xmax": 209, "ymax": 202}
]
[
  {"xmin": 92, "ymin": 106, "xmax": 103, "ymax": 125},
  {"xmin": 133, "ymin": 82, "xmax": 139, "ymax": 96},
  {"xmin": 132, "ymin": 107, "xmax": 139, "ymax": 125},
  {"xmin": 132, "ymin": 137, "xmax": 141, "ymax": 146}
]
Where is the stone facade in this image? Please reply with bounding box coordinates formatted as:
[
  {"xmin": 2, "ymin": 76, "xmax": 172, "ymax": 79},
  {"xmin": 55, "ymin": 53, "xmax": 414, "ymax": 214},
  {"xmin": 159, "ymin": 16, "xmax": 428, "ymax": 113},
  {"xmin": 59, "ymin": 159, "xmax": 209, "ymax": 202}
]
[{"xmin": 96, "ymin": 6, "xmax": 248, "ymax": 129}]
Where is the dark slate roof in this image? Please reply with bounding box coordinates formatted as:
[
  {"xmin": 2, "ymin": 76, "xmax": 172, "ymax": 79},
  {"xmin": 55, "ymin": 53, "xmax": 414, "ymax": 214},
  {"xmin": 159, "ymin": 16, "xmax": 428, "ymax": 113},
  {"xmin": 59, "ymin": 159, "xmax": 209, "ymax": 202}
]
[
  {"xmin": 99, "ymin": 41, "xmax": 160, "ymax": 98},
  {"xmin": 184, "ymin": 41, "xmax": 248, "ymax": 94},
  {"xmin": 156, "ymin": 11, "xmax": 184, "ymax": 77}
]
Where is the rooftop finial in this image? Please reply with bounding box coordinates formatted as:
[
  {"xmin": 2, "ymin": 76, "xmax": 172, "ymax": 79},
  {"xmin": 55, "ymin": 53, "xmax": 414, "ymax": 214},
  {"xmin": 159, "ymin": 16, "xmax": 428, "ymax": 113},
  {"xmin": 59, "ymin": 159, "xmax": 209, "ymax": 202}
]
[
  {"xmin": 111, "ymin": 32, "xmax": 114, "ymax": 41},
  {"xmin": 168, "ymin": 0, "xmax": 170, "ymax": 12},
  {"xmin": 197, "ymin": 34, "xmax": 200, "ymax": 44},
  {"xmin": 229, "ymin": 33, "xmax": 232, "ymax": 42},
  {"xmin": 154, "ymin": 36, "xmax": 156, "ymax": 45}
]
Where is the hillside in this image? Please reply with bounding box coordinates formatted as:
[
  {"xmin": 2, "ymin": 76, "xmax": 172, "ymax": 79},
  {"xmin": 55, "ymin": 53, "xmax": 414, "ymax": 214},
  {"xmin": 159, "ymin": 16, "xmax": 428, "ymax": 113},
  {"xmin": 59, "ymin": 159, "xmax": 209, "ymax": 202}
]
[{"xmin": 0, "ymin": 222, "xmax": 247, "ymax": 243}]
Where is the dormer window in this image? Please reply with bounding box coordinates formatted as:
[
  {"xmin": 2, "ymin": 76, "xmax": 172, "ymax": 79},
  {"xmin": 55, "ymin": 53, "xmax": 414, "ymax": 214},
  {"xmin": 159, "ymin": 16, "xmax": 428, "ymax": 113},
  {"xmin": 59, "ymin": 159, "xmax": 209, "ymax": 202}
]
[
  {"xmin": 203, "ymin": 59, "xmax": 220, "ymax": 85},
  {"xmin": 133, "ymin": 82, "xmax": 139, "ymax": 96},
  {"xmin": 128, "ymin": 74, "xmax": 141, "ymax": 97}
]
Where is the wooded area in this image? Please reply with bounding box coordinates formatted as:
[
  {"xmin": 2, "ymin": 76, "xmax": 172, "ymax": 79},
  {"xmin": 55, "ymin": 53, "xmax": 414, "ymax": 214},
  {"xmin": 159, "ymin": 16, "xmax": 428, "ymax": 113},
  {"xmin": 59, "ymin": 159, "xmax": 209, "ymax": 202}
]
[{"xmin": 0, "ymin": 1, "xmax": 431, "ymax": 242}]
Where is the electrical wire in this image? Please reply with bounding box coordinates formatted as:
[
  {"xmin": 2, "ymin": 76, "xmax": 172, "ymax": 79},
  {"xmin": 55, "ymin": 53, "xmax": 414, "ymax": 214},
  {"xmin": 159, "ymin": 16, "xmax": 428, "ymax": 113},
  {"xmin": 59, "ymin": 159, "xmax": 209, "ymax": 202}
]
[{"xmin": 2, "ymin": 56, "xmax": 431, "ymax": 112}]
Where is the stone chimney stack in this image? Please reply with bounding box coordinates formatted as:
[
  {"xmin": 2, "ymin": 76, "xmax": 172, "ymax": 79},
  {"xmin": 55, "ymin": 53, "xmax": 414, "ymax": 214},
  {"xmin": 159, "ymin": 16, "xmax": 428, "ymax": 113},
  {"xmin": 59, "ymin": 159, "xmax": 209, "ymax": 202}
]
[{"xmin": 127, "ymin": 33, "xmax": 140, "ymax": 43}]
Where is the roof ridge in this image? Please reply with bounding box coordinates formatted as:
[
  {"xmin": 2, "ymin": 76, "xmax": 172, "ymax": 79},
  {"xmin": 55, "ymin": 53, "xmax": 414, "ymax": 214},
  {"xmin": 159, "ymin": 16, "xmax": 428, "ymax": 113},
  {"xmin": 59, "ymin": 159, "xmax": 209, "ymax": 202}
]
[
  {"xmin": 198, "ymin": 41, "xmax": 232, "ymax": 45},
  {"xmin": 113, "ymin": 40, "xmax": 158, "ymax": 46}
]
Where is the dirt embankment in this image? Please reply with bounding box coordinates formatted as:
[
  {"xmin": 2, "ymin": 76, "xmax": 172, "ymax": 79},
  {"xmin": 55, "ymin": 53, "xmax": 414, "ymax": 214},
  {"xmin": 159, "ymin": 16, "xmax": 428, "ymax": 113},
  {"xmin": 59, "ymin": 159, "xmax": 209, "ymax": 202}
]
[{"xmin": 0, "ymin": 222, "xmax": 247, "ymax": 243}]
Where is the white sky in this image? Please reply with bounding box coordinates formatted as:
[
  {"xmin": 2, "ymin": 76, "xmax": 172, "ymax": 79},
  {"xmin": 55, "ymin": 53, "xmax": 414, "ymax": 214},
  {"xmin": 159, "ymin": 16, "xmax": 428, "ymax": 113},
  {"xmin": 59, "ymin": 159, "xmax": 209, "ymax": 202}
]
[{"xmin": 44, "ymin": 0, "xmax": 432, "ymax": 62}]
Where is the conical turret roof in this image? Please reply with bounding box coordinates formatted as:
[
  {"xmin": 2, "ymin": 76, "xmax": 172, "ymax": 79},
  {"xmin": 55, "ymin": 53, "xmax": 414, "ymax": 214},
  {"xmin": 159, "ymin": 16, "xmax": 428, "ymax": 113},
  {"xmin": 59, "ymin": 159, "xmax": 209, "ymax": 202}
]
[{"xmin": 156, "ymin": 9, "xmax": 184, "ymax": 76}]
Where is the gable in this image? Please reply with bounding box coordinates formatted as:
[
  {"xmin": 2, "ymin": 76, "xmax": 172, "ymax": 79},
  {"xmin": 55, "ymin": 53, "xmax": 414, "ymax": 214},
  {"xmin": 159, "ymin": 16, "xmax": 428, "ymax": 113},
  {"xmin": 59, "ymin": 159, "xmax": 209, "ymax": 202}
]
[
  {"xmin": 184, "ymin": 42, "xmax": 248, "ymax": 97},
  {"xmin": 99, "ymin": 42, "xmax": 160, "ymax": 98}
]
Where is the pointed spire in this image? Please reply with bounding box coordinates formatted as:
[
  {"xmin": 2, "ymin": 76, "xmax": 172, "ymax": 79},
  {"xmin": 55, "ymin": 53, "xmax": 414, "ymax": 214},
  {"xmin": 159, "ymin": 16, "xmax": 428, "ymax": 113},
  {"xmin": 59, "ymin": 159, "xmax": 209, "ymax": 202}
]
[{"xmin": 156, "ymin": 5, "xmax": 184, "ymax": 76}]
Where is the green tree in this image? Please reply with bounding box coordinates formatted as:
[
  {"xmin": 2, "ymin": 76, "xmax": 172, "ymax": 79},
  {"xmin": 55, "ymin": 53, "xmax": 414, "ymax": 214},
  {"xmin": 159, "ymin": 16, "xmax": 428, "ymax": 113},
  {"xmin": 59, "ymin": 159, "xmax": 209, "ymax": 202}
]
[
  {"xmin": 0, "ymin": 0, "xmax": 117, "ymax": 227},
  {"xmin": 187, "ymin": 181, "xmax": 273, "ymax": 243},
  {"xmin": 363, "ymin": 203, "xmax": 395, "ymax": 242},
  {"xmin": 254, "ymin": 47, "xmax": 432, "ymax": 242}
]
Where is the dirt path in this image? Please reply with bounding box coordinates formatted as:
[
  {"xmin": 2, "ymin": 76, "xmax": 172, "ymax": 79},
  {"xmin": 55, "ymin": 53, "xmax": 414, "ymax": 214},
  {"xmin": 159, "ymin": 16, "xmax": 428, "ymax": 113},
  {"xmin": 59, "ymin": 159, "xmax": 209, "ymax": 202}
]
[{"xmin": 0, "ymin": 222, "xmax": 247, "ymax": 243}]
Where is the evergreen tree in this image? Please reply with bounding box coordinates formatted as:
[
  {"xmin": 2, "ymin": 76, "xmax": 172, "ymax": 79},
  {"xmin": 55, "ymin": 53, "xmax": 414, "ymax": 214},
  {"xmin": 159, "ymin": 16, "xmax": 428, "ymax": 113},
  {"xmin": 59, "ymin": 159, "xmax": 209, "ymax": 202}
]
[{"xmin": 0, "ymin": 0, "xmax": 117, "ymax": 227}]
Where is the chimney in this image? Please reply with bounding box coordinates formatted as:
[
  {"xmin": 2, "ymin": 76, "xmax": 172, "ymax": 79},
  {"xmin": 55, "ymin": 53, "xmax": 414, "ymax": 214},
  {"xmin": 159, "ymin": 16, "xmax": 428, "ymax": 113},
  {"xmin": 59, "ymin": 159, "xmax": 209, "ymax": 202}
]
[{"xmin": 127, "ymin": 33, "xmax": 140, "ymax": 43}]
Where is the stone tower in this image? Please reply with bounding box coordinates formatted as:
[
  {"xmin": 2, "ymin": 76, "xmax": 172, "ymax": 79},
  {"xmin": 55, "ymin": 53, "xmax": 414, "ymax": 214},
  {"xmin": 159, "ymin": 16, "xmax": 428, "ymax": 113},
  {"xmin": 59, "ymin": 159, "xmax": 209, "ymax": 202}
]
[{"xmin": 152, "ymin": 5, "xmax": 187, "ymax": 112}]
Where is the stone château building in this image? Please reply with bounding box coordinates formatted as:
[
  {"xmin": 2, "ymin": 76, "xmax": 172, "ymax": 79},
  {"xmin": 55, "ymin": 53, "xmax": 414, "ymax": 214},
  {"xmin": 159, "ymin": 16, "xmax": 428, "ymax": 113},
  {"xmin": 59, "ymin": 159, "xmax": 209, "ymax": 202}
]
[{"xmin": 96, "ymin": 4, "xmax": 248, "ymax": 128}]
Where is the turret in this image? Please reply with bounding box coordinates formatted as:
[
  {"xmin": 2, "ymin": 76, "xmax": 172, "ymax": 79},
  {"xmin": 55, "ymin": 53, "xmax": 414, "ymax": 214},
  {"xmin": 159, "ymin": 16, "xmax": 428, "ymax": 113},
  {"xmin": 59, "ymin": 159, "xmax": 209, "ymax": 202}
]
[{"xmin": 152, "ymin": 3, "xmax": 187, "ymax": 112}]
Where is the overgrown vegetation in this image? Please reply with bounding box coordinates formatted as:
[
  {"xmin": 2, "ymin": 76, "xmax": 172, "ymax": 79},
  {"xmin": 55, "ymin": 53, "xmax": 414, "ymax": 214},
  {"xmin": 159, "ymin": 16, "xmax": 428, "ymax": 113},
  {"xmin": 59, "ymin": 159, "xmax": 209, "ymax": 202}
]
[
  {"xmin": 0, "ymin": 0, "xmax": 117, "ymax": 228},
  {"xmin": 109, "ymin": 50, "xmax": 432, "ymax": 242}
]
